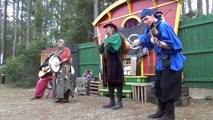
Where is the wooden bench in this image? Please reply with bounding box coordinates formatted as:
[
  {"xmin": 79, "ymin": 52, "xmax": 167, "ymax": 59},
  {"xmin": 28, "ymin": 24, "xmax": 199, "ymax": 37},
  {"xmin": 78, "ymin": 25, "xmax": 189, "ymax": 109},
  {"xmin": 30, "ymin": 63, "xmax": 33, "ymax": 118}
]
[{"xmin": 132, "ymin": 83, "xmax": 152, "ymax": 102}]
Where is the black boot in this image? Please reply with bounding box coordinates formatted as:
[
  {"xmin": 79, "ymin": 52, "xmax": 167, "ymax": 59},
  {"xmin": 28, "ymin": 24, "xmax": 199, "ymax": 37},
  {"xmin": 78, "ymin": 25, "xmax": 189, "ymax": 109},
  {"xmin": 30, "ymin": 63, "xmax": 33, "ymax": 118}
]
[
  {"xmin": 64, "ymin": 90, "xmax": 70, "ymax": 102},
  {"xmin": 148, "ymin": 101, "xmax": 165, "ymax": 118},
  {"xmin": 103, "ymin": 86, "xmax": 115, "ymax": 108},
  {"xmin": 112, "ymin": 86, "xmax": 123, "ymax": 110},
  {"xmin": 55, "ymin": 98, "xmax": 63, "ymax": 103},
  {"xmin": 112, "ymin": 102, "xmax": 123, "ymax": 110},
  {"xmin": 158, "ymin": 101, "xmax": 175, "ymax": 120}
]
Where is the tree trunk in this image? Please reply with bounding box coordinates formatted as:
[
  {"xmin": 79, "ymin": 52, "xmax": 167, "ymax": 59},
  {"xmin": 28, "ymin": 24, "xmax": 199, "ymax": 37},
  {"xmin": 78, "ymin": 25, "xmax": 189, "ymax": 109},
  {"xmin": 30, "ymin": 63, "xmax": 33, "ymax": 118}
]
[
  {"xmin": 12, "ymin": 0, "xmax": 16, "ymax": 58},
  {"xmin": 56, "ymin": 2, "xmax": 59, "ymax": 39},
  {"xmin": 13, "ymin": 0, "xmax": 15, "ymax": 38},
  {"xmin": 187, "ymin": 0, "xmax": 192, "ymax": 12},
  {"xmin": 60, "ymin": 0, "xmax": 64, "ymax": 34},
  {"xmin": 212, "ymin": 0, "xmax": 213, "ymax": 14},
  {"xmin": 20, "ymin": 0, "xmax": 24, "ymax": 46},
  {"xmin": 44, "ymin": 0, "xmax": 48, "ymax": 35},
  {"xmin": 205, "ymin": 0, "xmax": 209, "ymax": 15},
  {"xmin": 61, "ymin": 0, "xmax": 64, "ymax": 14},
  {"xmin": 26, "ymin": 0, "xmax": 31, "ymax": 48},
  {"xmin": 94, "ymin": 0, "xmax": 98, "ymax": 35},
  {"xmin": 2, "ymin": 0, "xmax": 8, "ymax": 64},
  {"xmin": 197, "ymin": 0, "xmax": 203, "ymax": 16},
  {"xmin": 12, "ymin": 0, "xmax": 20, "ymax": 58},
  {"xmin": 182, "ymin": 0, "xmax": 186, "ymax": 15},
  {"xmin": 0, "ymin": 0, "xmax": 2, "ymax": 64},
  {"xmin": 34, "ymin": 0, "xmax": 41, "ymax": 39},
  {"xmin": 51, "ymin": 3, "xmax": 53, "ymax": 42}
]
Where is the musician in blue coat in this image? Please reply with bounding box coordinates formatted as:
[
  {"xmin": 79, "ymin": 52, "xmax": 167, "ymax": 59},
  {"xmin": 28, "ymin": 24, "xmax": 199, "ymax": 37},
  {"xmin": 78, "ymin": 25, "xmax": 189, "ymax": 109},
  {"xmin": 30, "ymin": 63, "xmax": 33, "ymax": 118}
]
[{"xmin": 133, "ymin": 9, "xmax": 186, "ymax": 120}]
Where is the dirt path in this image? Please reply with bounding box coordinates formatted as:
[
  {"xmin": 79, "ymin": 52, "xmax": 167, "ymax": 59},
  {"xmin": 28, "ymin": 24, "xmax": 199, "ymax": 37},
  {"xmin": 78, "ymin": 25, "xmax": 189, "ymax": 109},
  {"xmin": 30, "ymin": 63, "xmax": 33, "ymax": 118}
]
[{"xmin": 0, "ymin": 84, "xmax": 213, "ymax": 120}]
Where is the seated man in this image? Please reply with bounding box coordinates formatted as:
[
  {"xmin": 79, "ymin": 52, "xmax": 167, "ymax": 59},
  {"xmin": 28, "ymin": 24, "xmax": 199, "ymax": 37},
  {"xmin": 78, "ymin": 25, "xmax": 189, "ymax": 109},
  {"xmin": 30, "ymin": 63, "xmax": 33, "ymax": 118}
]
[{"xmin": 31, "ymin": 54, "xmax": 54, "ymax": 100}]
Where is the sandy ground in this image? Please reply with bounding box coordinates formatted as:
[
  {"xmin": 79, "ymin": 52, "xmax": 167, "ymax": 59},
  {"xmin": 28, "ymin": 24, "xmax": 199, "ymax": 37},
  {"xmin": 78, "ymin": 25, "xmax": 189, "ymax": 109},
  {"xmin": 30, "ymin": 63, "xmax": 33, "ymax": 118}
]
[{"xmin": 0, "ymin": 84, "xmax": 213, "ymax": 120}]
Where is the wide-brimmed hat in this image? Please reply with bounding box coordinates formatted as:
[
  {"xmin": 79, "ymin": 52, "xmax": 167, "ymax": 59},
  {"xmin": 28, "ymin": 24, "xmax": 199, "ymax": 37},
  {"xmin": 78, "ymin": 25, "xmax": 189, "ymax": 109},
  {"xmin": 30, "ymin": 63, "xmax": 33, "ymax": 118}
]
[{"xmin": 103, "ymin": 22, "xmax": 117, "ymax": 31}]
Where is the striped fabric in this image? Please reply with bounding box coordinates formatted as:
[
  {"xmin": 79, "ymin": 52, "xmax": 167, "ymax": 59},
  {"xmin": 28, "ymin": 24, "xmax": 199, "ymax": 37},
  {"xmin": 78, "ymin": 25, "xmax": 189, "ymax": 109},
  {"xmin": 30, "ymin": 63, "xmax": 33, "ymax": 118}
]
[{"xmin": 102, "ymin": 50, "xmax": 125, "ymax": 87}]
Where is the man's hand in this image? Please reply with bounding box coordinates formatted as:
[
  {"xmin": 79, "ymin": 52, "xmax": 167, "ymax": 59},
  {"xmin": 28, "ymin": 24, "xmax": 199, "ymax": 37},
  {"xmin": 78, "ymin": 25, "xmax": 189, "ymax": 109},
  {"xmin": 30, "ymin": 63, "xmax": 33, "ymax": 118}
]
[
  {"xmin": 133, "ymin": 39, "xmax": 140, "ymax": 46},
  {"xmin": 42, "ymin": 67, "xmax": 46, "ymax": 72},
  {"xmin": 42, "ymin": 66, "xmax": 48, "ymax": 72},
  {"xmin": 151, "ymin": 36, "xmax": 162, "ymax": 47},
  {"xmin": 93, "ymin": 34, "xmax": 102, "ymax": 41},
  {"xmin": 94, "ymin": 38, "xmax": 98, "ymax": 43},
  {"xmin": 151, "ymin": 36, "xmax": 158, "ymax": 44},
  {"xmin": 103, "ymin": 41, "xmax": 108, "ymax": 46}
]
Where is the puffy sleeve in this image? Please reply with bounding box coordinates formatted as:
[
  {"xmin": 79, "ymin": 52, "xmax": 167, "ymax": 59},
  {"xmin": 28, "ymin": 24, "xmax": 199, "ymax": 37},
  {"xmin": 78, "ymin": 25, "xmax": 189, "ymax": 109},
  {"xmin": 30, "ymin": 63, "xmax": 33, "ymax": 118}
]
[
  {"xmin": 158, "ymin": 22, "xmax": 183, "ymax": 53},
  {"xmin": 60, "ymin": 48, "xmax": 71, "ymax": 64},
  {"xmin": 65, "ymin": 48, "xmax": 71, "ymax": 60},
  {"xmin": 138, "ymin": 28, "xmax": 153, "ymax": 50},
  {"xmin": 104, "ymin": 33, "xmax": 122, "ymax": 52}
]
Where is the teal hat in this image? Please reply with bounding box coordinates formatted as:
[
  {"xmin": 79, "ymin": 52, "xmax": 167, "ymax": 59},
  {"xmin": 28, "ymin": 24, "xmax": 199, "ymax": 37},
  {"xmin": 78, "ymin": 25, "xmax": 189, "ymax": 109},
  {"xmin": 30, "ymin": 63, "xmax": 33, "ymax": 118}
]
[{"xmin": 140, "ymin": 9, "xmax": 155, "ymax": 19}]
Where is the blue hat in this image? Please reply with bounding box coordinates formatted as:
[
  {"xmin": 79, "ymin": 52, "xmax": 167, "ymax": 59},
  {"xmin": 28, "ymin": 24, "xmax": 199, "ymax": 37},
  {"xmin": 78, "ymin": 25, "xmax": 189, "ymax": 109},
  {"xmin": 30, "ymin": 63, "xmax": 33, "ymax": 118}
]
[{"xmin": 140, "ymin": 9, "xmax": 155, "ymax": 19}]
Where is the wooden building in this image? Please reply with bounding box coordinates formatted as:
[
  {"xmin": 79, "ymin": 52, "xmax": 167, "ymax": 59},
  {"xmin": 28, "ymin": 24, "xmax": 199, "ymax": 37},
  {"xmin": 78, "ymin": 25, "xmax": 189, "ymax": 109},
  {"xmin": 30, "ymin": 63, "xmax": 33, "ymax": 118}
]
[{"xmin": 93, "ymin": 0, "xmax": 183, "ymax": 97}]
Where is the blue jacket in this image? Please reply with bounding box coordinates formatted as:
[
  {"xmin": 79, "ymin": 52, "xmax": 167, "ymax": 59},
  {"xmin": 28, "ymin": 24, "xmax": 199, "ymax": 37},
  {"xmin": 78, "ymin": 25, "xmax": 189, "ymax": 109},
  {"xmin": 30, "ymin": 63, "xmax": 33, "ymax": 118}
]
[{"xmin": 138, "ymin": 20, "xmax": 186, "ymax": 71}]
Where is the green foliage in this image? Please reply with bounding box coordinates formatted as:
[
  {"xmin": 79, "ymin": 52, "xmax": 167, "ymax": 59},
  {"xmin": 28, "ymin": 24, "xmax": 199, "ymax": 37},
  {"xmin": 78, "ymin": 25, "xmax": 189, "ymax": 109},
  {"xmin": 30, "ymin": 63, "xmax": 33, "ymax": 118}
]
[
  {"xmin": 99, "ymin": 0, "xmax": 117, "ymax": 13},
  {"xmin": 2, "ymin": 0, "xmax": 132, "ymax": 87},
  {"xmin": 59, "ymin": 0, "xmax": 117, "ymax": 44},
  {"xmin": 4, "ymin": 38, "xmax": 49, "ymax": 87},
  {"xmin": 33, "ymin": 0, "xmax": 46, "ymax": 37},
  {"xmin": 60, "ymin": 0, "xmax": 94, "ymax": 44}
]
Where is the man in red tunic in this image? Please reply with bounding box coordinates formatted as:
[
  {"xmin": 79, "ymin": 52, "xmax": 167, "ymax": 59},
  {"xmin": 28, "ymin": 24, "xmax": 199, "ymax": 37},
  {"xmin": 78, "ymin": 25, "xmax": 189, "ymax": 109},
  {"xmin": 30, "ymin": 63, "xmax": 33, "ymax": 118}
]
[{"xmin": 54, "ymin": 39, "xmax": 72, "ymax": 103}]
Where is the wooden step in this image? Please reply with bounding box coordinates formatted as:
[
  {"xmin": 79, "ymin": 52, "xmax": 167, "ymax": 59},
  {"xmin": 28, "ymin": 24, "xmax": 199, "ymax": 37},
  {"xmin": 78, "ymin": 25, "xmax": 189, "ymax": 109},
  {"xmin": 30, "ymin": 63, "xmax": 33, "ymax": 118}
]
[
  {"xmin": 90, "ymin": 91, "xmax": 99, "ymax": 94},
  {"xmin": 123, "ymin": 83, "xmax": 134, "ymax": 90},
  {"xmin": 90, "ymin": 84, "xmax": 99, "ymax": 87},
  {"xmin": 99, "ymin": 89, "xmax": 132, "ymax": 98},
  {"xmin": 98, "ymin": 76, "xmax": 150, "ymax": 98},
  {"xmin": 125, "ymin": 76, "xmax": 148, "ymax": 83},
  {"xmin": 90, "ymin": 87, "xmax": 99, "ymax": 90},
  {"xmin": 99, "ymin": 89, "xmax": 132, "ymax": 92},
  {"xmin": 98, "ymin": 82, "xmax": 148, "ymax": 91}
]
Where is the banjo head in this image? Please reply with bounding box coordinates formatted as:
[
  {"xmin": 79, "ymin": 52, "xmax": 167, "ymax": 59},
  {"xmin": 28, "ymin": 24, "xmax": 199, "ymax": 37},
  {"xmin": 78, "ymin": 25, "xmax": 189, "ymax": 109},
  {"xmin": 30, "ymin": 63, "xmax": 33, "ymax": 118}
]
[{"xmin": 48, "ymin": 55, "xmax": 62, "ymax": 73}]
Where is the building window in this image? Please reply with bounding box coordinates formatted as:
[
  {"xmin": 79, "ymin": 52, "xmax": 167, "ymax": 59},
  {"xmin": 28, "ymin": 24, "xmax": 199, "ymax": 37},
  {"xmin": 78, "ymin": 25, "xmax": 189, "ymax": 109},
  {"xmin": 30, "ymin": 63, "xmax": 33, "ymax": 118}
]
[{"xmin": 124, "ymin": 18, "xmax": 139, "ymax": 29}]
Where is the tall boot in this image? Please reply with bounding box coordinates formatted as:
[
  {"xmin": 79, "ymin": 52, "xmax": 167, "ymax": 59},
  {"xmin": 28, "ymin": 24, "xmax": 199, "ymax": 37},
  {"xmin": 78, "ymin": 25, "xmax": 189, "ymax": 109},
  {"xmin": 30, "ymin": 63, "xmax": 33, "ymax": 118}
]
[
  {"xmin": 103, "ymin": 86, "xmax": 115, "ymax": 108},
  {"xmin": 112, "ymin": 86, "xmax": 123, "ymax": 110},
  {"xmin": 158, "ymin": 101, "xmax": 175, "ymax": 120},
  {"xmin": 64, "ymin": 89, "xmax": 70, "ymax": 102},
  {"xmin": 148, "ymin": 100, "xmax": 165, "ymax": 118}
]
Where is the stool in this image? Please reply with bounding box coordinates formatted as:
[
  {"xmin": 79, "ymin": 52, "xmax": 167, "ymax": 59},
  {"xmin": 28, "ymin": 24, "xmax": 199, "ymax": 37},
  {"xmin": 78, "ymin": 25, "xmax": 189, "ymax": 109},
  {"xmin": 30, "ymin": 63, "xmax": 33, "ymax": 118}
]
[
  {"xmin": 46, "ymin": 80, "xmax": 53, "ymax": 98},
  {"xmin": 132, "ymin": 83, "xmax": 152, "ymax": 102}
]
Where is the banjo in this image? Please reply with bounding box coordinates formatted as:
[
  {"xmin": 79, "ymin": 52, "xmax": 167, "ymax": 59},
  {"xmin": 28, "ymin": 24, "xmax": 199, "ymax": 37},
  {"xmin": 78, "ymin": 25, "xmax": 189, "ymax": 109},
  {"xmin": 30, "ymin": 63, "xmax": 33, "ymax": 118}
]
[
  {"xmin": 48, "ymin": 54, "xmax": 75, "ymax": 75},
  {"xmin": 48, "ymin": 55, "xmax": 62, "ymax": 73}
]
